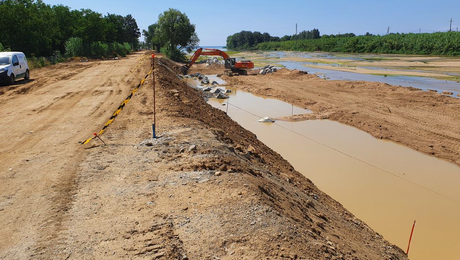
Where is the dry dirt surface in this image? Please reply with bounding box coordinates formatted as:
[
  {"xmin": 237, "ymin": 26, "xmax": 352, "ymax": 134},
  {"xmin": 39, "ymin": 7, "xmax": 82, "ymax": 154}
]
[
  {"xmin": 0, "ymin": 54, "xmax": 408, "ymax": 260},
  {"xmin": 222, "ymin": 68, "xmax": 460, "ymax": 167}
]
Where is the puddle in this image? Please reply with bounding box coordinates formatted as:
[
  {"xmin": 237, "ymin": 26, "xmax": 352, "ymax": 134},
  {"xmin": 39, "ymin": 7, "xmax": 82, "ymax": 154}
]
[
  {"xmin": 211, "ymin": 88, "xmax": 311, "ymax": 117},
  {"xmin": 204, "ymin": 84, "xmax": 460, "ymax": 260}
]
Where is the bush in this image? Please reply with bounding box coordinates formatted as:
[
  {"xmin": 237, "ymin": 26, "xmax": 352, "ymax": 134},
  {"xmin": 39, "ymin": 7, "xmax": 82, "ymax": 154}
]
[
  {"xmin": 161, "ymin": 46, "xmax": 186, "ymax": 62},
  {"xmin": 123, "ymin": 42, "xmax": 132, "ymax": 54},
  {"xmin": 65, "ymin": 37, "xmax": 84, "ymax": 57},
  {"xmin": 29, "ymin": 56, "xmax": 50, "ymax": 69},
  {"xmin": 110, "ymin": 42, "xmax": 126, "ymax": 57},
  {"xmin": 0, "ymin": 43, "xmax": 3, "ymax": 52},
  {"xmin": 49, "ymin": 50, "xmax": 65, "ymax": 64},
  {"xmin": 90, "ymin": 41, "xmax": 109, "ymax": 58}
]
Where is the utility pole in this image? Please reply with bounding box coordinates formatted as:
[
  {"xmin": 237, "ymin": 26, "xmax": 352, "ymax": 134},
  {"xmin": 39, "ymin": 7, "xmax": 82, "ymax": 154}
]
[
  {"xmin": 449, "ymin": 18, "xmax": 453, "ymax": 32},
  {"xmin": 387, "ymin": 26, "xmax": 391, "ymax": 35},
  {"xmin": 419, "ymin": 28, "xmax": 421, "ymax": 34},
  {"xmin": 295, "ymin": 23, "xmax": 298, "ymax": 49}
]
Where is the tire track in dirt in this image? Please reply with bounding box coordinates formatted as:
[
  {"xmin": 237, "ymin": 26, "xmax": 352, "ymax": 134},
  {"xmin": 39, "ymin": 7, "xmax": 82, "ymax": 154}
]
[{"xmin": 0, "ymin": 53, "xmax": 148, "ymax": 259}]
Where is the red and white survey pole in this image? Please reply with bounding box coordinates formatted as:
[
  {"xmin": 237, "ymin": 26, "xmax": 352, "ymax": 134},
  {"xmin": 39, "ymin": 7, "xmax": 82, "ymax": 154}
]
[{"xmin": 151, "ymin": 54, "xmax": 157, "ymax": 138}]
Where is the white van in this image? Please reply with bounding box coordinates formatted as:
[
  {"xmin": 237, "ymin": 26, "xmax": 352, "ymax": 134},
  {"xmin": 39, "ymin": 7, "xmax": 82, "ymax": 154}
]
[{"xmin": 0, "ymin": 52, "xmax": 30, "ymax": 85}]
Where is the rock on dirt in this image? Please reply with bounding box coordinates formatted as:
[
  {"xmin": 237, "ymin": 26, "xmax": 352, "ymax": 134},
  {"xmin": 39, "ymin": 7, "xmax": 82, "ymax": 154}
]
[{"xmin": 259, "ymin": 65, "xmax": 278, "ymax": 75}]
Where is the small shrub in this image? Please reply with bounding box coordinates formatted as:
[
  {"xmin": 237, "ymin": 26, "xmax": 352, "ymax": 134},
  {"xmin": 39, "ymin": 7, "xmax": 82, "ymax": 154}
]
[
  {"xmin": 123, "ymin": 42, "xmax": 132, "ymax": 54},
  {"xmin": 161, "ymin": 46, "xmax": 186, "ymax": 62},
  {"xmin": 110, "ymin": 42, "xmax": 126, "ymax": 57},
  {"xmin": 90, "ymin": 41, "xmax": 109, "ymax": 58},
  {"xmin": 29, "ymin": 56, "xmax": 50, "ymax": 69},
  {"xmin": 49, "ymin": 50, "xmax": 65, "ymax": 64},
  {"xmin": 65, "ymin": 37, "xmax": 84, "ymax": 57}
]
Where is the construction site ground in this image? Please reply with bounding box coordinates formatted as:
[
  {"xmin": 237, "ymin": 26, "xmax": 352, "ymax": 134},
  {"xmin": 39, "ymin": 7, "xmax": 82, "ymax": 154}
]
[{"xmin": 0, "ymin": 52, "xmax": 410, "ymax": 259}]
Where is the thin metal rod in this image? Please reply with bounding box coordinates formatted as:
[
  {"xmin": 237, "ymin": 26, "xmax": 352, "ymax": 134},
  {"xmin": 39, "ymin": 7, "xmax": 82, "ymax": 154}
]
[
  {"xmin": 406, "ymin": 220, "xmax": 416, "ymax": 255},
  {"xmin": 152, "ymin": 55, "xmax": 156, "ymax": 138},
  {"xmin": 226, "ymin": 97, "xmax": 229, "ymax": 114}
]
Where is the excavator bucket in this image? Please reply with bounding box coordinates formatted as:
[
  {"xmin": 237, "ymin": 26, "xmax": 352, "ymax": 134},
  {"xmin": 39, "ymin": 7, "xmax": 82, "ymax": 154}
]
[{"xmin": 181, "ymin": 65, "xmax": 189, "ymax": 75}]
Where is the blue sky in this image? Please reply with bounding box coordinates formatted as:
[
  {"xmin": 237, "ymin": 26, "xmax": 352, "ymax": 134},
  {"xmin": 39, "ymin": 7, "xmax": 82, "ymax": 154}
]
[{"xmin": 43, "ymin": 0, "xmax": 460, "ymax": 46}]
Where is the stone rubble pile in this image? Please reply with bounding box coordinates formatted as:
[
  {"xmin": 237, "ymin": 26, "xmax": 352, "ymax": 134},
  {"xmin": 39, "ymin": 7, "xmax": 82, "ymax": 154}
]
[
  {"xmin": 187, "ymin": 73, "xmax": 229, "ymax": 99},
  {"xmin": 259, "ymin": 65, "xmax": 278, "ymax": 75},
  {"xmin": 206, "ymin": 57, "xmax": 224, "ymax": 66}
]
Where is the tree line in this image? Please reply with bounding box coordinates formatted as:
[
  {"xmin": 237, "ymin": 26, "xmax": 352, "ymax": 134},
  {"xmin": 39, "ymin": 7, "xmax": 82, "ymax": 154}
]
[
  {"xmin": 0, "ymin": 0, "xmax": 141, "ymax": 60},
  {"xmin": 256, "ymin": 32, "xmax": 460, "ymax": 55},
  {"xmin": 226, "ymin": 29, "xmax": 321, "ymax": 50}
]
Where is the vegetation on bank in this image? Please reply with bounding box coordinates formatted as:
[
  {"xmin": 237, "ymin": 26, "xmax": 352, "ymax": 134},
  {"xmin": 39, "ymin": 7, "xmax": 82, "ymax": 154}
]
[
  {"xmin": 0, "ymin": 0, "xmax": 141, "ymax": 67},
  {"xmin": 227, "ymin": 29, "xmax": 460, "ymax": 56},
  {"xmin": 257, "ymin": 32, "xmax": 460, "ymax": 55},
  {"xmin": 227, "ymin": 29, "xmax": 320, "ymax": 50},
  {"xmin": 143, "ymin": 9, "xmax": 199, "ymax": 62}
]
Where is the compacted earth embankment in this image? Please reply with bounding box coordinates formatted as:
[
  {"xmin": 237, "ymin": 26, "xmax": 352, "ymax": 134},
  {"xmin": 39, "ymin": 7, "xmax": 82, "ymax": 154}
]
[{"xmin": 0, "ymin": 55, "xmax": 408, "ymax": 259}]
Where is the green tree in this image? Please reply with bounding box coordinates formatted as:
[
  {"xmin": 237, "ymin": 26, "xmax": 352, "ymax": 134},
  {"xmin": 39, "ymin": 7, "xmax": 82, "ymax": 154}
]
[
  {"xmin": 105, "ymin": 13, "xmax": 125, "ymax": 44},
  {"xmin": 122, "ymin": 14, "xmax": 141, "ymax": 49},
  {"xmin": 155, "ymin": 8, "xmax": 199, "ymax": 61},
  {"xmin": 143, "ymin": 23, "xmax": 163, "ymax": 51},
  {"xmin": 0, "ymin": 0, "xmax": 140, "ymax": 59}
]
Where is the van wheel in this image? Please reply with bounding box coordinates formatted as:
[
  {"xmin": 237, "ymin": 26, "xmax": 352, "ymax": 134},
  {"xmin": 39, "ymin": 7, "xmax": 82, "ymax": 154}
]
[
  {"xmin": 25, "ymin": 70, "xmax": 30, "ymax": 80},
  {"xmin": 9, "ymin": 74, "xmax": 15, "ymax": 85}
]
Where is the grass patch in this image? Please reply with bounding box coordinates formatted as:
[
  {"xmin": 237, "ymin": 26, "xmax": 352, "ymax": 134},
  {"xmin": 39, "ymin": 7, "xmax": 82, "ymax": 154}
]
[
  {"xmin": 362, "ymin": 57, "xmax": 400, "ymax": 61},
  {"xmin": 432, "ymin": 75, "xmax": 460, "ymax": 82},
  {"xmin": 253, "ymin": 60, "xmax": 285, "ymax": 68},
  {"xmin": 368, "ymin": 73, "xmax": 403, "ymax": 77},
  {"xmin": 225, "ymin": 50, "xmax": 241, "ymax": 56}
]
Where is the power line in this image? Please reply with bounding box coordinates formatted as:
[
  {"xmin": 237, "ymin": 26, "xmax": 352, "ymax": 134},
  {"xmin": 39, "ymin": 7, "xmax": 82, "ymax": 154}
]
[{"xmin": 224, "ymin": 102, "xmax": 460, "ymax": 206}]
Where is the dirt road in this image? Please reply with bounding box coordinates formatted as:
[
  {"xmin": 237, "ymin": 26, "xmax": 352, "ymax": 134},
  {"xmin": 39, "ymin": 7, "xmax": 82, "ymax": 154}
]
[
  {"xmin": 0, "ymin": 55, "xmax": 408, "ymax": 259},
  {"xmin": 0, "ymin": 53, "xmax": 146, "ymax": 258},
  {"xmin": 219, "ymin": 68, "xmax": 460, "ymax": 167}
]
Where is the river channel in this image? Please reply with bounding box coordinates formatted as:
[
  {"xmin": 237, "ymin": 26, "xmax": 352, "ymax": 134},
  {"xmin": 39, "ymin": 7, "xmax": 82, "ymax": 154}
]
[
  {"xmin": 187, "ymin": 72, "xmax": 460, "ymax": 260},
  {"xmin": 251, "ymin": 51, "xmax": 460, "ymax": 98}
]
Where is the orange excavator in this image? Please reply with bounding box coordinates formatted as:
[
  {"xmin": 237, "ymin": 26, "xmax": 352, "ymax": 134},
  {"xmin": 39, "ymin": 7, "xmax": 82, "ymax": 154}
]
[{"xmin": 182, "ymin": 48, "xmax": 254, "ymax": 75}]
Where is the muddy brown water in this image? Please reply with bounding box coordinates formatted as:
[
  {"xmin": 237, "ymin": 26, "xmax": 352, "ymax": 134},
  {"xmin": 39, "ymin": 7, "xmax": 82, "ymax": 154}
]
[{"xmin": 203, "ymin": 84, "xmax": 460, "ymax": 260}]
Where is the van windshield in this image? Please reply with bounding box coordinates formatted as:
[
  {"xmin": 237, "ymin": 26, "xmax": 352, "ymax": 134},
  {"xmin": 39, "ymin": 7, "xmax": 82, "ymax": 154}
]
[{"xmin": 0, "ymin": 56, "xmax": 10, "ymax": 65}]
